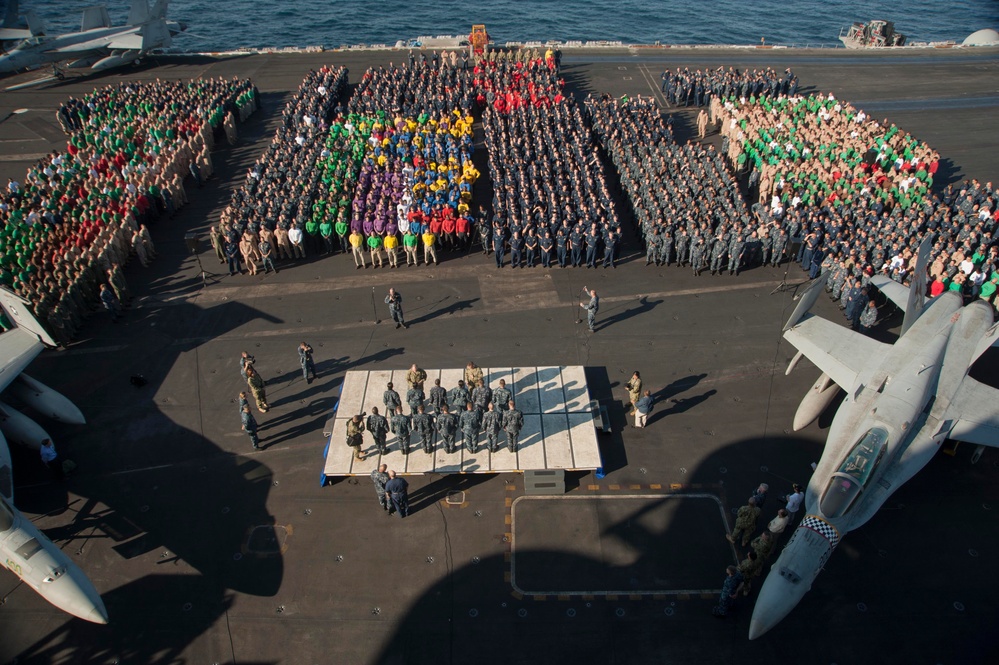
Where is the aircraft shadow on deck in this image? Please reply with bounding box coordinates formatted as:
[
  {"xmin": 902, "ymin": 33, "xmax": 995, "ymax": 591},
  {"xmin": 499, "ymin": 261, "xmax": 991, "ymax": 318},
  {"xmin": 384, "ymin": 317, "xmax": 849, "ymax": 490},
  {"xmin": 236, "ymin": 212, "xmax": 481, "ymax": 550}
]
[
  {"xmin": 10, "ymin": 574, "xmax": 276, "ymax": 665},
  {"xmin": 368, "ymin": 431, "xmax": 996, "ymax": 665},
  {"xmin": 6, "ymin": 298, "xmax": 289, "ymax": 662}
]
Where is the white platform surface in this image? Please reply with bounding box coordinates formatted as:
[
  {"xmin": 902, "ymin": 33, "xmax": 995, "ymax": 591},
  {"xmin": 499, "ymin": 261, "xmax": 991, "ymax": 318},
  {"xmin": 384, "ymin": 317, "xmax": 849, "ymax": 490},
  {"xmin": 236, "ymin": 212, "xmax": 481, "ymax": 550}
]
[{"xmin": 323, "ymin": 366, "xmax": 601, "ymax": 476}]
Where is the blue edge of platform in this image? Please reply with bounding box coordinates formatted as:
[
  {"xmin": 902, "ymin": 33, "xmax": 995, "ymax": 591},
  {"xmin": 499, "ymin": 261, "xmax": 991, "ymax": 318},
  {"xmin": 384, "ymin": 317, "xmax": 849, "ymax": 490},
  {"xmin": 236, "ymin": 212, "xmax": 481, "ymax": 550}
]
[{"xmin": 320, "ymin": 398, "xmax": 339, "ymax": 487}]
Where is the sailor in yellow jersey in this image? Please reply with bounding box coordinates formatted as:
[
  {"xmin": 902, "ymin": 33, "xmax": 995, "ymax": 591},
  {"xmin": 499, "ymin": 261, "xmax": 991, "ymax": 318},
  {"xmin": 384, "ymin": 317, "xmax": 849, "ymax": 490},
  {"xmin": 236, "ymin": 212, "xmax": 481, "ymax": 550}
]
[
  {"xmin": 422, "ymin": 228, "xmax": 438, "ymax": 266},
  {"xmin": 349, "ymin": 229, "xmax": 365, "ymax": 269},
  {"xmin": 384, "ymin": 232, "xmax": 399, "ymax": 268}
]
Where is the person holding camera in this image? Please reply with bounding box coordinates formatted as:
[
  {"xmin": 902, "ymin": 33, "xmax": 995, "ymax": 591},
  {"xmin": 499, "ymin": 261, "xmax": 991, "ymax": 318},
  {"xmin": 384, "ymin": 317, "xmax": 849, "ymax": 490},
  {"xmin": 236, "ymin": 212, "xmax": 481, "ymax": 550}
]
[
  {"xmin": 625, "ymin": 371, "xmax": 642, "ymax": 415},
  {"xmin": 346, "ymin": 414, "xmax": 366, "ymax": 460}
]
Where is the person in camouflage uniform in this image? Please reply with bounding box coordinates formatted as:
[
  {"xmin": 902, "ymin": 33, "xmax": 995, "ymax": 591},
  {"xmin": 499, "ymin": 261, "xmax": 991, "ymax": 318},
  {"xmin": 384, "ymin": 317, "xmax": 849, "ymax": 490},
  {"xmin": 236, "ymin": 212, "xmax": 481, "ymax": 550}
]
[
  {"xmin": 370, "ymin": 464, "xmax": 391, "ymax": 513},
  {"xmin": 245, "ymin": 365, "xmax": 269, "ymax": 413},
  {"xmin": 390, "ymin": 407, "xmax": 412, "ymax": 455},
  {"xmin": 502, "ymin": 401, "xmax": 524, "ymax": 453},
  {"xmin": 728, "ymin": 235, "xmax": 745, "ymax": 275},
  {"xmin": 737, "ymin": 551, "xmax": 763, "ymax": 596},
  {"xmin": 366, "ymin": 407, "xmax": 389, "ymax": 455},
  {"xmin": 464, "ymin": 361, "xmax": 484, "ymax": 388},
  {"xmin": 459, "ymin": 402, "xmax": 483, "ymax": 453},
  {"xmin": 481, "ymin": 402, "xmax": 503, "ymax": 452},
  {"xmin": 712, "ymin": 566, "xmax": 744, "ymax": 617},
  {"xmin": 346, "ymin": 414, "xmax": 366, "ymax": 460},
  {"xmin": 412, "ymin": 405, "xmax": 435, "ymax": 453},
  {"xmin": 771, "ymin": 228, "xmax": 788, "ymax": 267},
  {"xmin": 675, "ymin": 229, "xmax": 690, "ymax": 266},
  {"xmin": 241, "ymin": 405, "xmax": 260, "ymax": 450},
  {"xmin": 660, "ymin": 229, "xmax": 674, "ymax": 266},
  {"xmin": 428, "ymin": 378, "xmax": 447, "ymax": 413},
  {"xmin": 471, "ymin": 379, "xmax": 492, "ymax": 412},
  {"xmin": 406, "ymin": 364, "xmax": 426, "ymax": 391},
  {"xmin": 726, "ymin": 497, "xmax": 760, "ymax": 547},
  {"xmin": 859, "ymin": 299, "xmax": 878, "ymax": 335},
  {"xmin": 435, "ymin": 404, "xmax": 459, "ymax": 454},
  {"xmin": 406, "ymin": 385, "xmax": 425, "ymax": 415},
  {"xmin": 447, "ymin": 380, "xmax": 470, "ymax": 413},
  {"xmin": 759, "ymin": 226, "xmax": 774, "ymax": 267},
  {"xmin": 645, "ymin": 226, "xmax": 661, "ymax": 266},
  {"xmin": 830, "ymin": 262, "xmax": 849, "ymax": 301},
  {"xmin": 383, "ymin": 382, "xmax": 402, "ymax": 415},
  {"xmin": 750, "ymin": 530, "xmax": 775, "ymax": 561},
  {"xmin": 709, "ymin": 235, "xmax": 727, "ymax": 275},
  {"xmin": 492, "ymin": 379, "xmax": 512, "ymax": 413}
]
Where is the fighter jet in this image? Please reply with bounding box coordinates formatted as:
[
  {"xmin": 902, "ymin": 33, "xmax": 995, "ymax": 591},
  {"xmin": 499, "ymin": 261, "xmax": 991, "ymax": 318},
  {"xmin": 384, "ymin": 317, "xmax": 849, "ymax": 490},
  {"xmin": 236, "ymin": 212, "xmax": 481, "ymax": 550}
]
[
  {"xmin": 749, "ymin": 238, "xmax": 999, "ymax": 639},
  {"xmin": 0, "ymin": 287, "xmax": 106, "ymax": 623},
  {"xmin": 0, "ymin": 0, "xmax": 186, "ymax": 79},
  {"xmin": 0, "ymin": 1, "xmax": 45, "ymax": 47}
]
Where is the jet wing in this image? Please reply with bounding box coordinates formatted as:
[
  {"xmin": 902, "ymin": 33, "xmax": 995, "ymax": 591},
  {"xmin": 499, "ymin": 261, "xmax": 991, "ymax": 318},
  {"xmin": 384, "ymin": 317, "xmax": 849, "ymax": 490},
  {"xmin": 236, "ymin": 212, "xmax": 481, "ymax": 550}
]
[
  {"xmin": 105, "ymin": 33, "xmax": 145, "ymax": 50},
  {"xmin": 0, "ymin": 329, "xmax": 44, "ymax": 395},
  {"xmin": 784, "ymin": 313, "xmax": 889, "ymax": 389},
  {"xmin": 946, "ymin": 377, "xmax": 999, "ymax": 448},
  {"xmin": 0, "ymin": 28, "xmax": 33, "ymax": 40},
  {"xmin": 870, "ymin": 275, "xmax": 909, "ymax": 312},
  {"xmin": 106, "ymin": 21, "xmax": 170, "ymax": 51}
]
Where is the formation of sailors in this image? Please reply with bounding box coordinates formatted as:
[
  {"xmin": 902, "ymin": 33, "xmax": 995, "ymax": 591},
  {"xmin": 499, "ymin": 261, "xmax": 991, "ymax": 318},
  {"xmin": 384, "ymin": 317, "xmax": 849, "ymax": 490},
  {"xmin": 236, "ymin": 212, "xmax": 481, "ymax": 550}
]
[
  {"xmin": 1, "ymin": 77, "xmax": 257, "ymax": 344},
  {"xmin": 221, "ymin": 66, "xmax": 348, "ymax": 249},
  {"xmin": 586, "ymin": 94, "xmax": 752, "ymax": 274},
  {"xmin": 715, "ymin": 92, "xmax": 998, "ymax": 307},
  {"xmin": 483, "ymin": 99, "xmax": 619, "ymax": 261},
  {"xmin": 220, "ymin": 51, "xmax": 575, "ymax": 272},
  {"xmin": 660, "ymin": 66, "xmax": 797, "ymax": 108}
]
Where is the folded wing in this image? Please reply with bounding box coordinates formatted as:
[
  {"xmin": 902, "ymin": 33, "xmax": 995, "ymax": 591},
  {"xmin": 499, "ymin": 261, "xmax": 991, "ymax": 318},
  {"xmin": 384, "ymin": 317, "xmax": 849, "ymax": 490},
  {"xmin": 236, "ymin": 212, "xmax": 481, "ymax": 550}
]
[{"xmin": 784, "ymin": 313, "xmax": 888, "ymax": 390}]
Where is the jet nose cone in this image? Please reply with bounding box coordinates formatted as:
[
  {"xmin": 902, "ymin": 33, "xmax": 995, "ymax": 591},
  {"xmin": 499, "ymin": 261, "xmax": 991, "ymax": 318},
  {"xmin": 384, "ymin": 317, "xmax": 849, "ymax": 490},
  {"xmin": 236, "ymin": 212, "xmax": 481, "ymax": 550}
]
[
  {"xmin": 86, "ymin": 603, "xmax": 109, "ymax": 625},
  {"xmin": 748, "ymin": 617, "xmax": 771, "ymax": 640}
]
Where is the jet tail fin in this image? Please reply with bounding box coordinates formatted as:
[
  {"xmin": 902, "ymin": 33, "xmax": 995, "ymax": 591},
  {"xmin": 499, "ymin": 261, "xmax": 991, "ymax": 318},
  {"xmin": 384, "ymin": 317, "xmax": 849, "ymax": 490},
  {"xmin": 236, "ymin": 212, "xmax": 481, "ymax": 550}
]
[
  {"xmin": 782, "ymin": 273, "xmax": 829, "ymax": 332},
  {"xmin": 899, "ymin": 236, "xmax": 932, "ymax": 336},
  {"xmin": 971, "ymin": 321, "xmax": 999, "ymax": 367},
  {"xmin": 2, "ymin": 0, "xmax": 21, "ymax": 28},
  {"xmin": 80, "ymin": 6, "xmax": 111, "ymax": 31},
  {"xmin": 22, "ymin": 10, "xmax": 44, "ymax": 36},
  {"xmin": 127, "ymin": 0, "xmax": 150, "ymax": 25},
  {"xmin": 2, "ymin": 1, "xmax": 18, "ymax": 28},
  {"xmin": 150, "ymin": 0, "xmax": 170, "ymax": 21},
  {"xmin": 140, "ymin": 19, "xmax": 171, "ymax": 49}
]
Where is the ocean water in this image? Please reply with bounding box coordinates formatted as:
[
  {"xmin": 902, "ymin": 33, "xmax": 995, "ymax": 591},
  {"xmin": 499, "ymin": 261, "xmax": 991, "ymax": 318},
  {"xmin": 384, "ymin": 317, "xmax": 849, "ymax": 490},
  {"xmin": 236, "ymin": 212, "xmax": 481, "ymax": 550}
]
[{"xmin": 13, "ymin": 0, "xmax": 999, "ymax": 51}]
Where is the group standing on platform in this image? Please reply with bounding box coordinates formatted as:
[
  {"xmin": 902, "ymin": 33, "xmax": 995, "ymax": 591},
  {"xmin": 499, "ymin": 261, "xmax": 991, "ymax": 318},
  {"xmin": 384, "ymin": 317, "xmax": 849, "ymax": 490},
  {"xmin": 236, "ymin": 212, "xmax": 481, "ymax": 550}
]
[{"xmin": 346, "ymin": 361, "xmax": 525, "ymax": 468}]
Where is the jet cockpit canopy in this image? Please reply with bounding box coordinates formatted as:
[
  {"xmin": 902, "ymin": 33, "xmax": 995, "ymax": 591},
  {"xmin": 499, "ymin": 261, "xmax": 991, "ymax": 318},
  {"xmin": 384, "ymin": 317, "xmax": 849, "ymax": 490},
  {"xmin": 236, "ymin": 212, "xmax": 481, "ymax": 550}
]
[{"xmin": 820, "ymin": 426, "xmax": 889, "ymax": 518}]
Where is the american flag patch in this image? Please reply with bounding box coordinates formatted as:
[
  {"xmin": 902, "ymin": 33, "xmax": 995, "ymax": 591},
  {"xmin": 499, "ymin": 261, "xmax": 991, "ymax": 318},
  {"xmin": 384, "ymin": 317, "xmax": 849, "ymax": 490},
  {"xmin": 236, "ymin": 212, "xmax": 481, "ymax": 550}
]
[{"xmin": 800, "ymin": 515, "xmax": 840, "ymax": 547}]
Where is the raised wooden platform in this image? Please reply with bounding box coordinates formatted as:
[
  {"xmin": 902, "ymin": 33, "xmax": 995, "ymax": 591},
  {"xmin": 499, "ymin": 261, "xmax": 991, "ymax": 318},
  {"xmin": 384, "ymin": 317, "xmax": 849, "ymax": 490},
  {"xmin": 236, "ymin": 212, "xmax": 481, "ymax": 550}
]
[{"xmin": 322, "ymin": 366, "xmax": 602, "ymax": 476}]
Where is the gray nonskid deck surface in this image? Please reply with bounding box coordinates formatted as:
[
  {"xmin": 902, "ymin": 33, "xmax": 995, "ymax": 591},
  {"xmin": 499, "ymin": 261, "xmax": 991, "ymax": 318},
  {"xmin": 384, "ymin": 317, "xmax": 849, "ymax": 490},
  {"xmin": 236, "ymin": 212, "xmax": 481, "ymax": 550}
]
[{"xmin": 0, "ymin": 48, "xmax": 996, "ymax": 665}]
